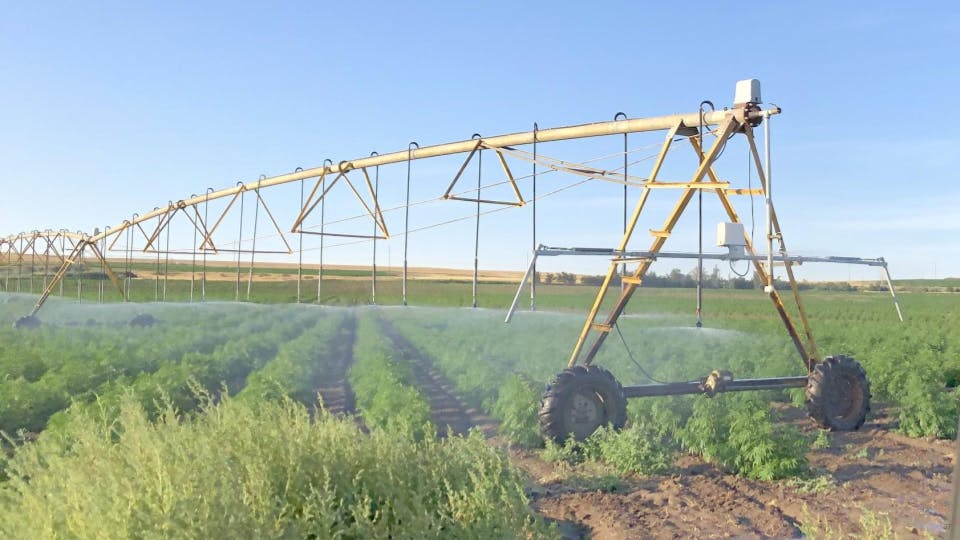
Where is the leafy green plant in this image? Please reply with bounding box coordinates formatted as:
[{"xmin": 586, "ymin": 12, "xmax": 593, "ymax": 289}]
[
  {"xmin": 811, "ymin": 429, "xmax": 832, "ymax": 449},
  {"xmin": 681, "ymin": 394, "xmax": 808, "ymax": 480},
  {"xmin": 0, "ymin": 393, "xmax": 553, "ymax": 539},
  {"xmin": 583, "ymin": 424, "xmax": 674, "ymax": 476},
  {"xmin": 350, "ymin": 314, "xmax": 432, "ymax": 438},
  {"xmin": 491, "ymin": 374, "xmax": 542, "ymax": 447}
]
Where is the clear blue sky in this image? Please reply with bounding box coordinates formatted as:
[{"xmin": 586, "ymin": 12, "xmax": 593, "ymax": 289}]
[{"xmin": 2, "ymin": 1, "xmax": 957, "ymax": 281}]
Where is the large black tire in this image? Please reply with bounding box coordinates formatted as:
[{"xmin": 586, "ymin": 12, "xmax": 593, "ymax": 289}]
[
  {"xmin": 539, "ymin": 365, "xmax": 627, "ymax": 443},
  {"xmin": 130, "ymin": 314, "xmax": 157, "ymax": 327},
  {"xmin": 806, "ymin": 355, "xmax": 870, "ymax": 431},
  {"xmin": 13, "ymin": 315, "xmax": 41, "ymax": 330}
]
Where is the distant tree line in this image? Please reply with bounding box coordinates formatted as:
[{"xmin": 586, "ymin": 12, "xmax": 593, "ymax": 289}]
[{"xmin": 538, "ymin": 266, "xmax": 876, "ymax": 292}]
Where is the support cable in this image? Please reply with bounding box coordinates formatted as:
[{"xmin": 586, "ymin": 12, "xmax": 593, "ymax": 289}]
[
  {"xmin": 614, "ymin": 321, "xmax": 666, "ymax": 384},
  {"xmin": 235, "ymin": 184, "xmax": 244, "ymax": 301},
  {"xmin": 371, "ymin": 151, "xmax": 380, "ymax": 304},
  {"xmin": 696, "ymin": 100, "xmax": 715, "ymax": 329},
  {"xmin": 154, "ymin": 210, "xmax": 161, "ymax": 301},
  {"xmin": 59, "ymin": 232, "xmax": 65, "ymax": 297},
  {"xmin": 614, "ymin": 112, "xmax": 628, "ymax": 295},
  {"xmin": 247, "ymin": 179, "xmax": 264, "ymax": 301},
  {"xmin": 473, "ymin": 134, "xmax": 482, "ymax": 308},
  {"xmin": 318, "ymin": 159, "xmax": 332, "ymax": 304},
  {"xmin": 531, "ymin": 123, "xmax": 538, "ymax": 311},
  {"xmin": 203, "ymin": 188, "xmax": 213, "ymax": 302},
  {"xmin": 403, "ymin": 143, "xmax": 418, "ymax": 306},
  {"xmin": 163, "ymin": 211, "xmax": 171, "ymax": 301},
  {"xmin": 99, "ymin": 227, "xmax": 106, "ymax": 303},
  {"xmin": 296, "ymin": 168, "xmax": 304, "ymax": 303},
  {"xmin": 125, "ymin": 217, "xmax": 133, "ymax": 301},
  {"xmin": 190, "ymin": 194, "xmax": 198, "ymax": 303}
]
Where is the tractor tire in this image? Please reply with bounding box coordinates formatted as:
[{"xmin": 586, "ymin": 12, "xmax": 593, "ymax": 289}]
[
  {"xmin": 539, "ymin": 364, "xmax": 627, "ymax": 443},
  {"xmin": 13, "ymin": 315, "xmax": 41, "ymax": 330},
  {"xmin": 805, "ymin": 355, "xmax": 870, "ymax": 431}
]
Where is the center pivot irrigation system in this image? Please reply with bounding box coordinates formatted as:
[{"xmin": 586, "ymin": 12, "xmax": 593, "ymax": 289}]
[
  {"xmin": 529, "ymin": 80, "xmax": 901, "ymax": 442},
  {"xmin": 3, "ymin": 79, "xmax": 901, "ymax": 442}
]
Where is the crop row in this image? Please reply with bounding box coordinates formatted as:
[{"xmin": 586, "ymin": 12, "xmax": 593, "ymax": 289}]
[
  {"xmin": 38, "ymin": 307, "xmax": 321, "ymax": 434},
  {"xmin": 382, "ymin": 308, "xmax": 810, "ymax": 479},
  {"xmin": 349, "ymin": 312, "xmax": 432, "ymax": 437},
  {"xmin": 0, "ymin": 307, "xmax": 314, "ymax": 435}
]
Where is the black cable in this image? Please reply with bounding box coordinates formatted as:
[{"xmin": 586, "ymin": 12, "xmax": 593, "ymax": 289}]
[{"xmin": 614, "ymin": 321, "xmax": 667, "ymax": 384}]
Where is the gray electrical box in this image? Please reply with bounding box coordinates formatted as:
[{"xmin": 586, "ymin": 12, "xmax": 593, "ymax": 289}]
[
  {"xmin": 734, "ymin": 79, "xmax": 761, "ymax": 106},
  {"xmin": 717, "ymin": 222, "xmax": 746, "ymax": 247}
]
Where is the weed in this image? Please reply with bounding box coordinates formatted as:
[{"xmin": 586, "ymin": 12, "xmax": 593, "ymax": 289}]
[
  {"xmin": 811, "ymin": 429, "xmax": 832, "ymax": 449},
  {"xmin": 787, "ymin": 473, "xmax": 836, "ymax": 494}
]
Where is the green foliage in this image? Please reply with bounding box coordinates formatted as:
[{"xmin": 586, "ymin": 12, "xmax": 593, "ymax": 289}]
[
  {"xmin": 896, "ymin": 371, "xmax": 958, "ymax": 438},
  {"xmin": 787, "ymin": 473, "xmax": 836, "ymax": 494},
  {"xmin": 349, "ymin": 314, "xmax": 432, "ymax": 438},
  {"xmin": 0, "ymin": 394, "xmax": 552, "ymax": 539},
  {"xmin": 540, "ymin": 437, "xmax": 581, "ymax": 464},
  {"xmin": 680, "ymin": 394, "xmax": 808, "ymax": 480},
  {"xmin": 491, "ymin": 374, "xmax": 542, "ymax": 447},
  {"xmin": 582, "ymin": 424, "xmax": 674, "ymax": 476},
  {"xmin": 858, "ymin": 507, "xmax": 896, "ymax": 539},
  {"xmin": 811, "ymin": 429, "xmax": 832, "ymax": 450}
]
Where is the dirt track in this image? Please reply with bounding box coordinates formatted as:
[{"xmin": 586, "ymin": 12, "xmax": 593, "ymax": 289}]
[
  {"xmin": 314, "ymin": 315, "xmax": 357, "ymax": 416},
  {"xmin": 377, "ymin": 317, "xmax": 497, "ymax": 437}
]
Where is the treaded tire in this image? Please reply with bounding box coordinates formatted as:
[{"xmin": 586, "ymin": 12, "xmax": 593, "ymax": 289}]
[
  {"xmin": 806, "ymin": 355, "xmax": 870, "ymax": 431},
  {"xmin": 130, "ymin": 314, "xmax": 157, "ymax": 327},
  {"xmin": 539, "ymin": 365, "xmax": 627, "ymax": 443},
  {"xmin": 13, "ymin": 315, "xmax": 41, "ymax": 330}
]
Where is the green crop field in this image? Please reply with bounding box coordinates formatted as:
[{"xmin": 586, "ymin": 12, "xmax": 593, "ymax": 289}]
[{"xmin": 0, "ymin": 282, "xmax": 957, "ymax": 537}]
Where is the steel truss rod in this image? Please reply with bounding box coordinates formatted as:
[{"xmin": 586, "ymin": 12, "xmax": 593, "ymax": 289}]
[
  {"xmin": 565, "ymin": 110, "xmax": 821, "ymax": 375},
  {"xmin": 79, "ymin": 107, "xmax": 775, "ymax": 246},
  {"xmin": 17, "ymin": 104, "xmax": 778, "ymax": 317}
]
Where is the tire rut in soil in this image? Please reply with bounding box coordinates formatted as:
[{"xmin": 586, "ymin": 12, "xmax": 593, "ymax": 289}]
[
  {"xmin": 376, "ymin": 316, "xmax": 497, "ymax": 438},
  {"xmin": 314, "ymin": 314, "xmax": 358, "ymax": 416}
]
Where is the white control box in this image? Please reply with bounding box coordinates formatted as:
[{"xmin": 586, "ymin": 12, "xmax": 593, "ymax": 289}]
[
  {"xmin": 716, "ymin": 222, "xmax": 746, "ymax": 247},
  {"xmin": 734, "ymin": 79, "xmax": 761, "ymax": 106}
]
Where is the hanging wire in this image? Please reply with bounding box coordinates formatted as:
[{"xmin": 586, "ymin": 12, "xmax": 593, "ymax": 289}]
[
  {"xmin": 190, "ymin": 194, "xmax": 198, "ymax": 303},
  {"xmin": 153, "ymin": 209, "xmax": 161, "ymax": 301},
  {"xmin": 614, "ymin": 321, "xmax": 666, "ymax": 384},
  {"xmin": 99, "ymin": 227, "xmax": 107, "ymax": 303},
  {"xmin": 370, "ymin": 151, "xmax": 379, "ymax": 305},
  {"xmin": 235, "ymin": 183, "xmax": 245, "ymax": 301},
  {"xmin": 42, "ymin": 231, "xmax": 50, "ymax": 292},
  {"xmin": 295, "ymin": 168, "xmax": 304, "ymax": 303},
  {"xmin": 303, "ymin": 174, "xmax": 593, "ymax": 252},
  {"xmin": 696, "ymin": 100, "xmax": 715, "ymax": 329},
  {"xmin": 59, "ymin": 231, "xmax": 65, "ymax": 297},
  {"xmin": 29, "ymin": 231, "xmax": 36, "ymax": 294},
  {"xmin": 472, "ymin": 134, "xmax": 482, "ymax": 308},
  {"xmin": 614, "ymin": 111, "xmax": 628, "ymax": 294},
  {"xmin": 318, "ymin": 159, "xmax": 332, "ymax": 304},
  {"xmin": 247, "ymin": 178, "xmax": 264, "ymax": 301},
  {"xmin": 163, "ymin": 207, "xmax": 171, "ymax": 301},
  {"xmin": 125, "ymin": 216, "xmax": 136, "ymax": 302},
  {"xmin": 729, "ymin": 149, "xmax": 753, "ymax": 278},
  {"xmin": 203, "ymin": 188, "xmax": 213, "ymax": 302},
  {"xmin": 531, "ymin": 123, "xmax": 538, "ymax": 311},
  {"xmin": 403, "ymin": 143, "xmax": 418, "ymax": 306}
]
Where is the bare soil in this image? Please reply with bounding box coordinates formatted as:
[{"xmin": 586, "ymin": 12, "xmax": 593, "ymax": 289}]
[
  {"xmin": 314, "ymin": 315, "xmax": 357, "ymax": 416},
  {"xmin": 515, "ymin": 406, "xmax": 953, "ymax": 539}
]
